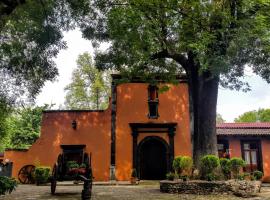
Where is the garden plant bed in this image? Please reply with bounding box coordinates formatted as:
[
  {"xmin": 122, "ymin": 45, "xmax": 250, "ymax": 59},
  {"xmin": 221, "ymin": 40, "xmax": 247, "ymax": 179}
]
[{"xmin": 160, "ymin": 180, "xmax": 262, "ymax": 198}]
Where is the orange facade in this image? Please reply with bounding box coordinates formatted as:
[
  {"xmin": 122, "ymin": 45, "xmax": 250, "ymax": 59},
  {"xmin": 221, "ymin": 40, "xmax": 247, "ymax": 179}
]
[
  {"xmin": 4, "ymin": 110, "xmax": 111, "ymax": 181},
  {"xmin": 3, "ymin": 79, "xmax": 191, "ymax": 181},
  {"xmin": 3, "ymin": 78, "xmax": 270, "ymax": 182}
]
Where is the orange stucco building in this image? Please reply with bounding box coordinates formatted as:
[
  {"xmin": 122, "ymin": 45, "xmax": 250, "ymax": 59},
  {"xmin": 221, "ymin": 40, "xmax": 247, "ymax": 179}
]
[{"xmin": 2, "ymin": 75, "xmax": 270, "ymax": 182}]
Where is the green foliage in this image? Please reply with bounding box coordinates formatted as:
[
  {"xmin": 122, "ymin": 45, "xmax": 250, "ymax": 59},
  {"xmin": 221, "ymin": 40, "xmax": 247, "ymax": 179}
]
[
  {"xmin": 0, "ymin": 0, "xmax": 90, "ymax": 141},
  {"xmin": 179, "ymin": 156, "xmax": 193, "ymax": 177},
  {"xmin": 172, "ymin": 156, "xmax": 182, "ymax": 173},
  {"xmin": 131, "ymin": 168, "xmax": 137, "ymax": 178},
  {"xmin": 83, "ymin": 0, "xmax": 270, "ymax": 87},
  {"xmin": 166, "ymin": 172, "xmax": 176, "ymax": 181},
  {"xmin": 64, "ymin": 52, "xmax": 111, "ymax": 110},
  {"xmin": 235, "ymin": 108, "xmax": 270, "ymax": 122},
  {"xmin": 216, "ymin": 113, "xmax": 225, "ymax": 123},
  {"xmin": 0, "ymin": 176, "xmax": 17, "ymax": 195},
  {"xmin": 200, "ymin": 155, "xmax": 220, "ymax": 181},
  {"xmin": 220, "ymin": 158, "xmax": 231, "ymax": 179},
  {"xmin": 230, "ymin": 157, "xmax": 246, "ymax": 178},
  {"xmin": 34, "ymin": 166, "xmax": 51, "ymax": 185},
  {"xmin": 205, "ymin": 173, "xmax": 218, "ymax": 182},
  {"xmin": 2, "ymin": 105, "xmax": 51, "ymax": 150},
  {"xmin": 253, "ymin": 170, "xmax": 263, "ymax": 180},
  {"xmin": 0, "ymin": 98, "xmax": 11, "ymax": 151},
  {"xmin": 67, "ymin": 161, "xmax": 79, "ymax": 169}
]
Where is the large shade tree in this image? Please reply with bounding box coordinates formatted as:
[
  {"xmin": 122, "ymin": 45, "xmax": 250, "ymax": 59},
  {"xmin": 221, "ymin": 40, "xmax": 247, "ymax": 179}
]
[{"xmin": 77, "ymin": 0, "xmax": 270, "ymax": 165}]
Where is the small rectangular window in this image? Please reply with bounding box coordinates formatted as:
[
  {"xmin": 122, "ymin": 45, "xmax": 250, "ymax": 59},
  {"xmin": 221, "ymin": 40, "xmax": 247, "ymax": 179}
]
[{"xmin": 148, "ymin": 85, "xmax": 159, "ymax": 119}]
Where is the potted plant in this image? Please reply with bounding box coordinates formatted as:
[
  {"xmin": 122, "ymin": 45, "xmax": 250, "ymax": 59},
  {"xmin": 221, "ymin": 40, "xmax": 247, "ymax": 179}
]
[
  {"xmin": 130, "ymin": 168, "xmax": 137, "ymax": 184},
  {"xmin": 34, "ymin": 166, "xmax": 51, "ymax": 185}
]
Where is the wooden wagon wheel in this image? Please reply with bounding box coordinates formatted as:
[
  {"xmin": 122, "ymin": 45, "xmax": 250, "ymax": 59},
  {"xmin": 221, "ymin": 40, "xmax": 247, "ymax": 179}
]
[
  {"xmin": 51, "ymin": 164, "xmax": 58, "ymax": 195},
  {"xmin": 18, "ymin": 165, "xmax": 35, "ymax": 184}
]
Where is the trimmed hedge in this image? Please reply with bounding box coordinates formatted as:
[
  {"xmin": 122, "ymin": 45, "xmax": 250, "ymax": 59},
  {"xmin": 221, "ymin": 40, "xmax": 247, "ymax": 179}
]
[{"xmin": 200, "ymin": 155, "xmax": 220, "ymax": 181}]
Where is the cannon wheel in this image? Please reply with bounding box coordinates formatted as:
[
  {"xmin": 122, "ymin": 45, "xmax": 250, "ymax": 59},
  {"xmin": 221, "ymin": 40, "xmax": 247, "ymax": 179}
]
[
  {"xmin": 18, "ymin": 165, "xmax": 35, "ymax": 184},
  {"xmin": 51, "ymin": 164, "xmax": 58, "ymax": 195}
]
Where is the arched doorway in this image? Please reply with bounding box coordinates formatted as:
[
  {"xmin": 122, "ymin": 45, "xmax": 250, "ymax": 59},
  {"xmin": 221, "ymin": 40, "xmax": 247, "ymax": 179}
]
[{"xmin": 137, "ymin": 136, "xmax": 169, "ymax": 180}]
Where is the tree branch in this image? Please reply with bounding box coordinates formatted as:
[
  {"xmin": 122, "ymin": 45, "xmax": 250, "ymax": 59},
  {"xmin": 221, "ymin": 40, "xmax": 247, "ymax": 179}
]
[{"xmin": 150, "ymin": 49, "xmax": 188, "ymax": 70}]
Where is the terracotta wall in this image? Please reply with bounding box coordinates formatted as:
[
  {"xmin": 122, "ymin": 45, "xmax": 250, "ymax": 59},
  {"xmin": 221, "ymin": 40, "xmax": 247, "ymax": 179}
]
[
  {"xmin": 115, "ymin": 82, "xmax": 191, "ymax": 181},
  {"xmin": 228, "ymin": 138, "xmax": 242, "ymax": 158},
  {"xmin": 4, "ymin": 109, "xmax": 111, "ymax": 181},
  {"xmin": 262, "ymin": 139, "xmax": 270, "ymax": 182}
]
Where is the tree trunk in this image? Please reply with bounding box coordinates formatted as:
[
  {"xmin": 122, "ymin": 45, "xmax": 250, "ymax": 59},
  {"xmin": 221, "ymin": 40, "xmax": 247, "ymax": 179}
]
[{"xmin": 187, "ymin": 64, "xmax": 219, "ymax": 167}]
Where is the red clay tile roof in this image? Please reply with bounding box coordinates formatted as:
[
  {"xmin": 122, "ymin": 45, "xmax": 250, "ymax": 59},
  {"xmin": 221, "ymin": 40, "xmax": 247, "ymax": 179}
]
[
  {"xmin": 217, "ymin": 122, "xmax": 270, "ymax": 129},
  {"xmin": 217, "ymin": 122, "xmax": 270, "ymax": 136},
  {"xmin": 0, "ymin": 152, "xmax": 4, "ymax": 157}
]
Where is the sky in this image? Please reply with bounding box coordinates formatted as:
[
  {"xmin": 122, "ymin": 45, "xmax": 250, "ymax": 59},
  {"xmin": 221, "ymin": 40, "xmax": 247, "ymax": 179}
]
[{"xmin": 36, "ymin": 30, "xmax": 270, "ymax": 122}]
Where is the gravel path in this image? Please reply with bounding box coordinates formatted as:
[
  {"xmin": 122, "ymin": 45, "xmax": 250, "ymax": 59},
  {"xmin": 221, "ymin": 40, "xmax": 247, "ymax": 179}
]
[{"xmin": 1, "ymin": 183, "xmax": 270, "ymax": 200}]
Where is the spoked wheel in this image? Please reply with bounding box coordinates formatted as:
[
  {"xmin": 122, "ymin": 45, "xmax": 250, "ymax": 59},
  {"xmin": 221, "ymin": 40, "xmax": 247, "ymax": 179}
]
[
  {"xmin": 18, "ymin": 165, "xmax": 35, "ymax": 184},
  {"xmin": 51, "ymin": 164, "xmax": 58, "ymax": 195}
]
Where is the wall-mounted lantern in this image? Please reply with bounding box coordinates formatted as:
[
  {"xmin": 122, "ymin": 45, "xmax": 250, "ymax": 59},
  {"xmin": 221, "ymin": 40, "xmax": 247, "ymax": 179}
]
[{"xmin": 72, "ymin": 120, "xmax": 77, "ymax": 130}]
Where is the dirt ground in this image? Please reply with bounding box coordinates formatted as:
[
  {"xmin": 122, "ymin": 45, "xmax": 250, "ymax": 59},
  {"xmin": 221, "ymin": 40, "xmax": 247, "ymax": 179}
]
[{"xmin": 1, "ymin": 182, "xmax": 270, "ymax": 200}]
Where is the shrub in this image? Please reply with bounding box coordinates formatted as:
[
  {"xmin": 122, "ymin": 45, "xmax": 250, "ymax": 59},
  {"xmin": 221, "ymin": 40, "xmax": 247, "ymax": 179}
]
[
  {"xmin": 200, "ymin": 155, "xmax": 220, "ymax": 181},
  {"xmin": 253, "ymin": 170, "xmax": 263, "ymax": 180},
  {"xmin": 179, "ymin": 156, "xmax": 193, "ymax": 178},
  {"xmin": 230, "ymin": 157, "xmax": 246, "ymax": 179},
  {"xmin": 238, "ymin": 172, "xmax": 250, "ymax": 180},
  {"xmin": 34, "ymin": 166, "xmax": 51, "ymax": 185},
  {"xmin": 220, "ymin": 158, "xmax": 231, "ymax": 179},
  {"xmin": 67, "ymin": 161, "xmax": 79, "ymax": 169},
  {"xmin": 172, "ymin": 156, "xmax": 182, "ymax": 174},
  {"xmin": 0, "ymin": 176, "xmax": 17, "ymax": 195},
  {"xmin": 166, "ymin": 172, "xmax": 176, "ymax": 181}
]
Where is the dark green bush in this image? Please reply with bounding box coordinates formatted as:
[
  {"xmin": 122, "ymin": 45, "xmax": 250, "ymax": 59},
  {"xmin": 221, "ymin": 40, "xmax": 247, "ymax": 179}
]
[
  {"xmin": 220, "ymin": 158, "xmax": 231, "ymax": 179},
  {"xmin": 0, "ymin": 176, "xmax": 17, "ymax": 195},
  {"xmin": 166, "ymin": 172, "xmax": 176, "ymax": 181},
  {"xmin": 253, "ymin": 170, "xmax": 263, "ymax": 180},
  {"xmin": 172, "ymin": 156, "xmax": 182, "ymax": 174},
  {"xmin": 205, "ymin": 173, "xmax": 218, "ymax": 181},
  {"xmin": 200, "ymin": 155, "xmax": 220, "ymax": 181},
  {"xmin": 34, "ymin": 166, "xmax": 51, "ymax": 185},
  {"xmin": 230, "ymin": 157, "xmax": 246, "ymax": 178}
]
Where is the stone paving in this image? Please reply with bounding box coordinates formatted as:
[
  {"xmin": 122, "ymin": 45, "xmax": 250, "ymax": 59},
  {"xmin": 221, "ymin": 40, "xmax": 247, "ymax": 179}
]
[{"xmin": 1, "ymin": 182, "xmax": 270, "ymax": 200}]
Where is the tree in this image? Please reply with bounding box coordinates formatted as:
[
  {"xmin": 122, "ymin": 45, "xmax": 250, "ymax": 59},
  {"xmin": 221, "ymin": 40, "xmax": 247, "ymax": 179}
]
[
  {"xmin": 64, "ymin": 52, "xmax": 111, "ymax": 110},
  {"xmin": 1, "ymin": 104, "xmax": 51, "ymax": 151},
  {"xmin": 216, "ymin": 113, "xmax": 225, "ymax": 123},
  {"xmin": 0, "ymin": 0, "xmax": 90, "ymax": 139},
  {"xmin": 79, "ymin": 0, "xmax": 270, "ymax": 165},
  {"xmin": 235, "ymin": 108, "xmax": 270, "ymax": 122}
]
